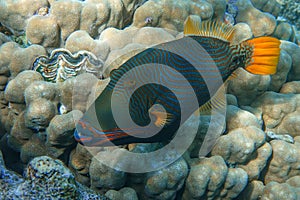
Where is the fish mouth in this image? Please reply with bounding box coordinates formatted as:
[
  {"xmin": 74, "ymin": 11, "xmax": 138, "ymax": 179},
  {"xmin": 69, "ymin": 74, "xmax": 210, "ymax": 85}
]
[{"xmin": 74, "ymin": 119, "xmax": 146, "ymax": 146}]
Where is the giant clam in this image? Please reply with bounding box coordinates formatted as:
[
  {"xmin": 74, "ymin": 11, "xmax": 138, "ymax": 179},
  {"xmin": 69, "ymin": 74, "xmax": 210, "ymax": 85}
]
[{"xmin": 32, "ymin": 48, "xmax": 104, "ymax": 82}]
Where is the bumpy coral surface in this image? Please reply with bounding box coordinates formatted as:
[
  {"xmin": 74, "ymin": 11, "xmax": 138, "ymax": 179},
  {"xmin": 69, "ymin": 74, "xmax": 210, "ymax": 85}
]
[
  {"xmin": 0, "ymin": 152, "xmax": 109, "ymax": 199},
  {"xmin": 0, "ymin": 0, "xmax": 300, "ymax": 199}
]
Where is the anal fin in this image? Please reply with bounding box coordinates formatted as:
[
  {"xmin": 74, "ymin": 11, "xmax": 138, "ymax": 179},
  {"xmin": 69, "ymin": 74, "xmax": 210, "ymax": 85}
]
[{"xmin": 194, "ymin": 86, "xmax": 227, "ymax": 116}]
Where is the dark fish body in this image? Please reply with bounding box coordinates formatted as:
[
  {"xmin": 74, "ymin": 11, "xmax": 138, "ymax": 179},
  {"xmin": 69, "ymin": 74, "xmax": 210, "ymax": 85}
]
[{"xmin": 75, "ymin": 17, "xmax": 280, "ymax": 146}]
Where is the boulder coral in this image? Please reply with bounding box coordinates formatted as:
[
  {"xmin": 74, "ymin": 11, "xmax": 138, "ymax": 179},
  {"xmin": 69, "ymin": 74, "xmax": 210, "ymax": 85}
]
[
  {"xmin": 0, "ymin": 42, "xmax": 46, "ymax": 84},
  {"xmin": 226, "ymin": 105, "xmax": 261, "ymax": 130},
  {"xmin": 227, "ymin": 69, "xmax": 271, "ymax": 106},
  {"xmin": 89, "ymin": 150, "xmax": 127, "ymax": 191},
  {"xmin": 280, "ymin": 81, "xmax": 300, "ymax": 94},
  {"xmin": 144, "ymin": 157, "xmax": 188, "ymax": 199},
  {"xmin": 69, "ymin": 143, "xmax": 93, "ymax": 186},
  {"xmin": 264, "ymin": 138, "xmax": 300, "ymax": 184},
  {"xmin": 183, "ymin": 156, "xmax": 248, "ymax": 199},
  {"xmin": 105, "ymin": 187, "xmax": 138, "ymax": 200},
  {"xmin": 0, "ymin": 0, "xmax": 49, "ymax": 33},
  {"xmin": 252, "ymin": 91, "xmax": 300, "ymax": 137},
  {"xmin": 261, "ymin": 180, "xmax": 300, "ymax": 200},
  {"xmin": 280, "ymin": 41, "xmax": 300, "ymax": 81},
  {"xmin": 25, "ymin": 0, "xmax": 145, "ymax": 46},
  {"xmin": 235, "ymin": 0, "xmax": 277, "ymax": 37},
  {"xmin": 227, "ymin": 42, "xmax": 295, "ymax": 105},
  {"xmin": 132, "ymin": 0, "xmax": 214, "ymax": 31},
  {"xmin": 273, "ymin": 21, "xmax": 298, "ymax": 43},
  {"xmin": 251, "ymin": 0, "xmax": 282, "ymax": 17},
  {"xmin": 211, "ymin": 126, "xmax": 267, "ymax": 165},
  {"xmin": 98, "ymin": 25, "xmax": 178, "ymax": 76}
]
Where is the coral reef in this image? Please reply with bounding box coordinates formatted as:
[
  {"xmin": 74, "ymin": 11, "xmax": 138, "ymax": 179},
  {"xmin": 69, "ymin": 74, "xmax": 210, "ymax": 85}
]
[
  {"xmin": 264, "ymin": 139, "xmax": 300, "ymax": 184},
  {"xmin": 235, "ymin": 0, "xmax": 277, "ymax": 37},
  {"xmin": 25, "ymin": 0, "xmax": 144, "ymax": 46},
  {"xmin": 0, "ymin": 0, "xmax": 49, "ymax": 33},
  {"xmin": 89, "ymin": 151, "xmax": 127, "ymax": 191},
  {"xmin": 144, "ymin": 157, "xmax": 188, "ymax": 199},
  {"xmin": 251, "ymin": 91, "xmax": 300, "ymax": 137},
  {"xmin": 0, "ymin": 151, "xmax": 109, "ymax": 199},
  {"xmin": 105, "ymin": 187, "xmax": 138, "ymax": 200},
  {"xmin": 183, "ymin": 156, "xmax": 248, "ymax": 199},
  {"xmin": 0, "ymin": 0, "xmax": 300, "ymax": 199},
  {"xmin": 251, "ymin": 0, "xmax": 282, "ymax": 17},
  {"xmin": 132, "ymin": 0, "xmax": 213, "ymax": 31},
  {"xmin": 278, "ymin": 0, "xmax": 300, "ymax": 30}
]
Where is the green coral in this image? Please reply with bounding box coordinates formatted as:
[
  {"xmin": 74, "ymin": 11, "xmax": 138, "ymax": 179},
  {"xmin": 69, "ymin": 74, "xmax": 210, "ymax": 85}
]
[{"xmin": 11, "ymin": 34, "xmax": 30, "ymax": 48}]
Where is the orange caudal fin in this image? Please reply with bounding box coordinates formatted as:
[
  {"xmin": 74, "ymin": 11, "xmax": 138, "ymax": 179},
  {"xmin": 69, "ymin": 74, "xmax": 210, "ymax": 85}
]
[{"xmin": 243, "ymin": 37, "xmax": 281, "ymax": 75}]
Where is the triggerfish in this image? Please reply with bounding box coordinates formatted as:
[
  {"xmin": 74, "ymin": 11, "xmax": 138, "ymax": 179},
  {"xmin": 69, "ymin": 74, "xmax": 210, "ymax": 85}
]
[{"xmin": 74, "ymin": 16, "xmax": 280, "ymax": 146}]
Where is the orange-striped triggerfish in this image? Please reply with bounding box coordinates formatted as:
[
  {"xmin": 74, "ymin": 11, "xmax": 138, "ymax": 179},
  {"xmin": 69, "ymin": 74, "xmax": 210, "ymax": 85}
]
[{"xmin": 74, "ymin": 16, "xmax": 280, "ymax": 146}]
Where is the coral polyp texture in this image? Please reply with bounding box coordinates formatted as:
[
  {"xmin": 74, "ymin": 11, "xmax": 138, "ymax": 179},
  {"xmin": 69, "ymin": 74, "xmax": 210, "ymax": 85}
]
[
  {"xmin": 0, "ymin": 152, "xmax": 109, "ymax": 199},
  {"xmin": 0, "ymin": 0, "xmax": 300, "ymax": 199}
]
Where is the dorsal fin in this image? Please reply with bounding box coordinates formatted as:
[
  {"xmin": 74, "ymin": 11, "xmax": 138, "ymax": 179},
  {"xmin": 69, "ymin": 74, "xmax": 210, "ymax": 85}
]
[{"xmin": 184, "ymin": 16, "xmax": 235, "ymax": 43}]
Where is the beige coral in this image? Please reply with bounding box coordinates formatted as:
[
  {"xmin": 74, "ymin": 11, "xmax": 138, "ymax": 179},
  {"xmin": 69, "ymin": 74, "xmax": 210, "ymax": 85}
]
[
  {"xmin": 46, "ymin": 110, "xmax": 82, "ymax": 147},
  {"xmin": 24, "ymin": 81, "xmax": 59, "ymax": 105},
  {"xmin": 183, "ymin": 156, "xmax": 248, "ymax": 200},
  {"xmin": 280, "ymin": 81, "xmax": 300, "ymax": 94},
  {"xmin": 69, "ymin": 143, "xmax": 93, "ymax": 186},
  {"xmin": 264, "ymin": 138, "xmax": 300, "ymax": 184},
  {"xmin": 251, "ymin": 0, "xmax": 282, "ymax": 17},
  {"xmin": 239, "ymin": 142, "xmax": 272, "ymax": 181},
  {"xmin": 235, "ymin": 0, "xmax": 277, "ymax": 37},
  {"xmin": 65, "ymin": 30, "xmax": 110, "ymax": 61},
  {"xmin": 26, "ymin": 0, "xmax": 144, "ymax": 45},
  {"xmin": 26, "ymin": 15, "xmax": 60, "ymax": 48},
  {"xmin": 211, "ymin": 126, "xmax": 266, "ymax": 165},
  {"xmin": 273, "ymin": 21, "xmax": 298, "ymax": 43},
  {"xmin": 226, "ymin": 105, "xmax": 261, "ymax": 130},
  {"xmin": 280, "ymin": 41, "xmax": 300, "ymax": 81},
  {"xmin": 227, "ymin": 69, "xmax": 271, "ymax": 106},
  {"xmin": 261, "ymin": 181, "xmax": 298, "ymax": 200},
  {"xmin": 105, "ymin": 187, "xmax": 138, "ymax": 200},
  {"xmin": 132, "ymin": 0, "xmax": 214, "ymax": 31},
  {"xmin": 144, "ymin": 157, "xmax": 188, "ymax": 199},
  {"xmin": 252, "ymin": 91, "xmax": 300, "ymax": 137},
  {"xmin": 0, "ymin": 0, "xmax": 49, "ymax": 32},
  {"xmin": 239, "ymin": 180, "xmax": 265, "ymax": 200},
  {"xmin": 24, "ymin": 98, "xmax": 56, "ymax": 131},
  {"xmin": 5, "ymin": 70, "xmax": 43, "ymax": 104},
  {"xmin": 89, "ymin": 150, "xmax": 127, "ymax": 191},
  {"xmin": 8, "ymin": 111, "xmax": 34, "ymax": 152},
  {"xmin": 269, "ymin": 49, "xmax": 292, "ymax": 92}
]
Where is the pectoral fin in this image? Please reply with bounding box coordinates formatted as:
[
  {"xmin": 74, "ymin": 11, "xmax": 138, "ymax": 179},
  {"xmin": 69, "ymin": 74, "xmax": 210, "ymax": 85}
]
[{"xmin": 149, "ymin": 104, "xmax": 173, "ymax": 127}]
